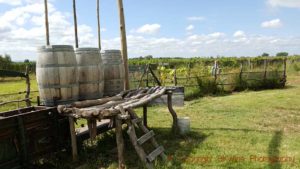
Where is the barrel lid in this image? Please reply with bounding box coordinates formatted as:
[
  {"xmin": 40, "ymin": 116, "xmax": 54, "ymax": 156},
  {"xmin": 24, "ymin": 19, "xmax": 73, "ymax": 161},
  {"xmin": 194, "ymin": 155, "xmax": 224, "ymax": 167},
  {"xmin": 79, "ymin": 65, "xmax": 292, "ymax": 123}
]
[
  {"xmin": 75, "ymin": 47, "xmax": 100, "ymax": 52},
  {"xmin": 104, "ymin": 49, "xmax": 121, "ymax": 53},
  {"xmin": 37, "ymin": 45, "xmax": 74, "ymax": 52}
]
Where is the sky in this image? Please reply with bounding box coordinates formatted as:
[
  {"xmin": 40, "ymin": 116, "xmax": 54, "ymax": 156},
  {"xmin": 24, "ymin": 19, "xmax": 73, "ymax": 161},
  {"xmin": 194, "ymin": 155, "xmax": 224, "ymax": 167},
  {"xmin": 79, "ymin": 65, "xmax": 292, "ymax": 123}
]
[{"xmin": 0, "ymin": 0, "xmax": 300, "ymax": 61}]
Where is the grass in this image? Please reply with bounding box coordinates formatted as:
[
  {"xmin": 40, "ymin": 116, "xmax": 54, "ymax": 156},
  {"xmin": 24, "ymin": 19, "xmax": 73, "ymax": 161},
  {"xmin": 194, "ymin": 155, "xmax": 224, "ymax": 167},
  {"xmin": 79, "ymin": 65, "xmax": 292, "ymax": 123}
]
[
  {"xmin": 0, "ymin": 75, "xmax": 39, "ymax": 112},
  {"xmin": 1, "ymin": 72, "xmax": 300, "ymax": 169}
]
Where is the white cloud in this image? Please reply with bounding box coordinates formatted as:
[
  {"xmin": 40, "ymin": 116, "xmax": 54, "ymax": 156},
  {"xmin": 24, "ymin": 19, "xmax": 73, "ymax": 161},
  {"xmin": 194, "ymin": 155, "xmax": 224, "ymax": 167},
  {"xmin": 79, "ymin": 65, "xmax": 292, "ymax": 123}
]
[
  {"xmin": 208, "ymin": 32, "xmax": 226, "ymax": 38},
  {"xmin": 0, "ymin": 0, "xmax": 22, "ymax": 6},
  {"xmin": 233, "ymin": 30, "xmax": 246, "ymax": 38},
  {"xmin": 187, "ymin": 16, "xmax": 206, "ymax": 21},
  {"xmin": 268, "ymin": 0, "xmax": 300, "ymax": 8},
  {"xmin": 261, "ymin": 19, "xmax": 282, "ymax": 28},
  {"xmin": 0, "ymin": 1, "xmax": 96, "ymax": 60},
  {"xmin": 186, "ymin": 25, "xmax": 194, "ymax": 31},
  {"xmin": 136, "ymin": 24, "xmax": 161, "ymax": 34}
]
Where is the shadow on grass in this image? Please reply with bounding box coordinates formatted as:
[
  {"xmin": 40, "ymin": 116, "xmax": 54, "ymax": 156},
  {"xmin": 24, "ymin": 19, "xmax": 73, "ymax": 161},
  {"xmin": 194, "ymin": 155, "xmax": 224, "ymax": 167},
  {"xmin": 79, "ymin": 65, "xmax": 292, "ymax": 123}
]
[
  {"xmin": 76, "ymin": 127, "xmax": 208, "ymax": 169},
  {"xmin": 268, "ymin": 131, "xmax": 282, "ymax": 169},
  {"xmin": 29, "ymin": 125, "xmax": 208, "ymax": 169}
]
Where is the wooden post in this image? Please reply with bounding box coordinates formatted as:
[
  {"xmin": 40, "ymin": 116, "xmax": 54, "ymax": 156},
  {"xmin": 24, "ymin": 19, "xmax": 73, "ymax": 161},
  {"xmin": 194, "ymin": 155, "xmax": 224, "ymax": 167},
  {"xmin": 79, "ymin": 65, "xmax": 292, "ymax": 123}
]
[
  {"xmin": 115, "ymin": 116, "xmax": 125, "ymax": 169},
  {"xmin": 214, "ymin": 60, "xmax": 218, "ymax": 83},
  {"xmin": 117, "ymin": 0, "xmax": 130, "ymax": 90},
  {"xmin": 25, "ymin": 66, "xmax": 31, "ymax": 107},
  {"xmin": 282, "ymin": 57, "xmax": 287, "ymax": 87},
  {"xmin": 73, "ymin": 0, "xmax": 79, "ymax": 48},
  {"xmin": 167, "ymin": 91, "xmax": 178, "ymax": 133},
  {"xmin": 263, "ymin": 59, "xmax": 268, "ymax": 80},
  {"xmin": 87, "ymin": 119, "xmax": 97, "ymax": 140},
  {"xmin": 146, "ymin": 65, "xmax": 149, "ymax": 87},
  {"xmin": 44, "ymin": 0, "xmax": 50, "ymax": 46},
  {"xmin": 174, "ymin": 66, "xmax": 177, "ymax": 86},
  {"xmin": 143, "ymin": 105, "xmax": 148, "ymax": 128},
  {"xmin": 97, "ymin": 0, "xmax": 101, "ymax": 50},
  {"xmin": 239, "ymin": 63, "xmax": 243, "ymax": 82},
  {"xmin": 68, "ymin": 117, "xmax": 78, "ymax": 161}
]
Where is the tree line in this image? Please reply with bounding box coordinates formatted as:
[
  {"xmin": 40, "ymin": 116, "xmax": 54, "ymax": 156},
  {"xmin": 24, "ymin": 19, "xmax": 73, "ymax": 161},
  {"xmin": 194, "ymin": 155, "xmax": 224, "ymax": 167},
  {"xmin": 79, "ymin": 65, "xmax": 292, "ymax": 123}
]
[{"xmin": 0, "ymin": 54, "xmax": 36, "ymax": 73}]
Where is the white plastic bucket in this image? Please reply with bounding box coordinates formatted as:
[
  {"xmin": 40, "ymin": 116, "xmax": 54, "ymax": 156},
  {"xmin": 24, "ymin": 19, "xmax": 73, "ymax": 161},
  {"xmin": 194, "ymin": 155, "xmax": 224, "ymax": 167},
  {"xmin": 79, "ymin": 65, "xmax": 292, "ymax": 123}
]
[{"xmin": 177, "ymin": 117, "xmax": 190, "ymax": 135}]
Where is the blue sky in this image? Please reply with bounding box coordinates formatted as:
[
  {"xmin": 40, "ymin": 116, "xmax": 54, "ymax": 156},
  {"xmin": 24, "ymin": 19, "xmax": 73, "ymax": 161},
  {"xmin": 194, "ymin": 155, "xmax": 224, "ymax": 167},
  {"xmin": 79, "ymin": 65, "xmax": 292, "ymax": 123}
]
[{"xmin": 0, "ymin": 0, "xmax": 300, "ymax": 60}]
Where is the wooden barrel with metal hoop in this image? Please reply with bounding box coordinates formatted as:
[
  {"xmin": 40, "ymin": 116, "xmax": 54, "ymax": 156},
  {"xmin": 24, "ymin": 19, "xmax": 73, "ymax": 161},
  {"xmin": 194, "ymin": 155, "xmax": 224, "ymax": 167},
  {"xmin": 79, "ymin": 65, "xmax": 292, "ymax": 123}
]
[
  {"xmin": 75, "ymin": 48, "xmax": 104, "ymax": 100},
  {"xmin": 102, "ymin": 50, "xmax": 125, "ymax": 96},
  {"xmin": 36, "ymin": 45, "xmax": 79, "ymax": 106}
]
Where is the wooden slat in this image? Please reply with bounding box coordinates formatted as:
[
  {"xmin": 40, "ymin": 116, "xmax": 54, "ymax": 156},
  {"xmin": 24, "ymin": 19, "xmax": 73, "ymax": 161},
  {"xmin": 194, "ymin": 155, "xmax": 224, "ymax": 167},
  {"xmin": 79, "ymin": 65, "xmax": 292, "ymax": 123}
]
[
  {"xmin": 137, "ymin": 130, "xmax": 155, "ymax": 145},
  {"xmin": 146, "ymin": 146, "xmax": 164, "ymax": 162}
]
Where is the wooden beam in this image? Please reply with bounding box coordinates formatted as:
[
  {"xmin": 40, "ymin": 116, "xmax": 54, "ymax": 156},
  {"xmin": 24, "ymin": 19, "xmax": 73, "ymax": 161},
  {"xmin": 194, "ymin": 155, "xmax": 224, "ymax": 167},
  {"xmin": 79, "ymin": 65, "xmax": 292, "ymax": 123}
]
[
  {"xmin": 117, "ymin": 0, "xmax": 130, "ymax": 90},
  {"xmin": 73, "ymin": 0, "xmax": 79, "ymax": 48},
  {"xmin": 44, "ymin": 0, "xmax": 50, "ymax": 46},
  {"xmin": 97, "ymin": 0, "xmax": 101, "ymax": 50}
]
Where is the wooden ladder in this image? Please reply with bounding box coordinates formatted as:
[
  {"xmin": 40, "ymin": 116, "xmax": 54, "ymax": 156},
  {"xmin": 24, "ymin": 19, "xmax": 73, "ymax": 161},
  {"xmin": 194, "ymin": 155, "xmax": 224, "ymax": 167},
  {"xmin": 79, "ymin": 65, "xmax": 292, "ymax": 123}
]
[{"xmin": 124, "ymin": 108, "xmax": 167, "ymax": 169}]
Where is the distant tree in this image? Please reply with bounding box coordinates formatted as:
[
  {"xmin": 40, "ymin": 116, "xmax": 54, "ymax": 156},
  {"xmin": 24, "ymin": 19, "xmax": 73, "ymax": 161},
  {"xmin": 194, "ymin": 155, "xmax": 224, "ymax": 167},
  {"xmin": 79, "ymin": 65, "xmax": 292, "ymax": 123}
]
[
  {"xmin": 4, "ymin": 54, "xmax": 11, "ymax": 62},
  {"xmin": 144, "ymin": 55, "xmax": 153, "ymax": 59},
  {"xmin": 276, "ymin": 52, "xmax": 289, "ymax": 57},
  {"xmin": 262, "ymin": 53, "xmax": 269, "ymax": 57},
  {"xmin": 24, "ymin": 59, "xmax": 30, "ymax": 63}
]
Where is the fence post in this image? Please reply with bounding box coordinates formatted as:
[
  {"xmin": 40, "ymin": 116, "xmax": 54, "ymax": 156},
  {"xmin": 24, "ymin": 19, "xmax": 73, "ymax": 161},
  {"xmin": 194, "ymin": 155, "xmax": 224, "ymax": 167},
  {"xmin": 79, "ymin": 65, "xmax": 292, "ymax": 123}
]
[
  {"xmin": 239, "ymin": 63, "xmax": 243, "ymax": 82},
  {"xmin": 146, "ymin": 65, "xmax": 149, "ymax": 87},
  {"xmin": 214, "ymin": 60, "xmax": 218, "ymax": 83},
  {"xmin": 283, "ymin": 57, "xmax": 287, "ymax": 86},
  {"xmin": 263, "ymin": 59, "xmax": 268, "ymax": 80},
  {"xmin": 248, "ymin": 58, "xmax": 252, "ymax": 70},
  {"xmin": 25, "ymin": 66, "xmax": 31, "ymax": 107},
  {"xmin": 174, "ymin": 66, "xmax": 177, "ymax": 86}
]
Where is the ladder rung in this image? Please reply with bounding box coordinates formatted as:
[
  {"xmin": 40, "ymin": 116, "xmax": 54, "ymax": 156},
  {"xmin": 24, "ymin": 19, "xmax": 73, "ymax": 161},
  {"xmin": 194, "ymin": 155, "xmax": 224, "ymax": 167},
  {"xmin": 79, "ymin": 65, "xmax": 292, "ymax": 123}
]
[
  {"xmin": 137, "ymin": 130, "xmax": 155, "ymax": 145},
  {"xmin": 146, "ymin": 146, "xmax": 164, "ymax": 162},
  {"xmin": 132, "ymin": 118, "xmax": 143, "ymax": 124}
]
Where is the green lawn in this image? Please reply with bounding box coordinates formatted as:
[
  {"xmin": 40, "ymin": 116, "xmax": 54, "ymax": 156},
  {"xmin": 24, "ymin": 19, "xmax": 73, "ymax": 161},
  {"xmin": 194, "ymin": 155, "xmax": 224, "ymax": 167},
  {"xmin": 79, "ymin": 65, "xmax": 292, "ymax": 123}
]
[
  {"xmin": 0, "ymin": 73, "xmax": 299, "ymax": 169},
  {"xmin": 71, "ymin": 73, "xmax": 299, "ymax": 169}
]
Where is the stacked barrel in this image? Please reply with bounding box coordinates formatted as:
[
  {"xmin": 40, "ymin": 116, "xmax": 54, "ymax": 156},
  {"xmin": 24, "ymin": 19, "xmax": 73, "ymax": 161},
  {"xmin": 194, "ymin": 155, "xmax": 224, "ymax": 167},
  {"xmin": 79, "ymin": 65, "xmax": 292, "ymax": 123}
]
[
  {"xmin": 75, "ymin": 48, "xmax": 104, "ymax": 100},
  {"xmin": 36, "ymin": 47, "xmax": 125, "ymax": 106},
  {"xmin": 102, "ymin": 50, "xmax": 125, "ymax": 96},
  {"xmin": 36, "ymin": 45, "xmax": 79, "ymax": 106}
]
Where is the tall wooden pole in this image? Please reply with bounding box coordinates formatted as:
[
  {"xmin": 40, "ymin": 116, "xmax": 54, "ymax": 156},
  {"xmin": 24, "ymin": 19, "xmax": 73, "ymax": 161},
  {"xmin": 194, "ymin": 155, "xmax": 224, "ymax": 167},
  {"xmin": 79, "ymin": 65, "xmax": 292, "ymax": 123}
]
[
  {"xmin": 97, "ymin": 0, "xmax": 101, "ymax": 50},
  {"xmin": 73, "ymin": 0, "xmax": 79, "ymax": 48},
  {"xmin": 44, "ymin": 0, "xmax": 50, "ymax": 46},
  {"xmin": 117, "ymin": 0, "xmax": 130, "ymax": 90}
]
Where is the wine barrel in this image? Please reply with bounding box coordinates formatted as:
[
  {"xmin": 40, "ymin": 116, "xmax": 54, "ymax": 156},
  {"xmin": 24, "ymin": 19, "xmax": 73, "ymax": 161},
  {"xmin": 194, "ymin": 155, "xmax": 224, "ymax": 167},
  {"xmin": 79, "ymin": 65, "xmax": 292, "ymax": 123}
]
[
  {"xmin": 75, "ymin": 48, "xmax": 104, "ymax": 100},
  {"xmin": 36, "ymin": 45, "xmax": 79, "ymax": 106},
  {"xmin": 102, "ymin": 50, "xmax": 125, "ymax": 96}
]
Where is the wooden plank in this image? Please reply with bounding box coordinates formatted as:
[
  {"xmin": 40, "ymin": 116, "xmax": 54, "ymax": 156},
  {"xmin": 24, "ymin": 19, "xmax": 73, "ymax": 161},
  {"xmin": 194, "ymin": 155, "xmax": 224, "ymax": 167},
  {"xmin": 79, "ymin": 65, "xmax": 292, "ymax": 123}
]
[
  {"xmin": 146, "ymin": 146, "xmax": 164, "ymax": 162},
  {"xmin": 137, "ymin": 130, "xmax": 155, "ymax": 145}
]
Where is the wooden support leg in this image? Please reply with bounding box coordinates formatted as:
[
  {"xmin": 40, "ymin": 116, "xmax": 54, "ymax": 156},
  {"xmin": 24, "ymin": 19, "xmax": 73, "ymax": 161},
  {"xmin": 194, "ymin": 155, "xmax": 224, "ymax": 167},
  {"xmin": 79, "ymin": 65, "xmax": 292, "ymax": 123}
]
[
  {"xmin": 87, "ymin": 118, "xmax": 97, "ymax": 140},
  {"xmin": 68, "ymin": 117, "xmax": 78, "ymax": 161},
  {"xmin": 167, "ymin": 91, "xmax": 178, "ymax": 134},
  {"xmin": 143, "ymin": 105, "xmax": 148, "ymax": 128},
  {"xmin": 115, "ymin": 116, "xmax": 125, "ymax": 169}
]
